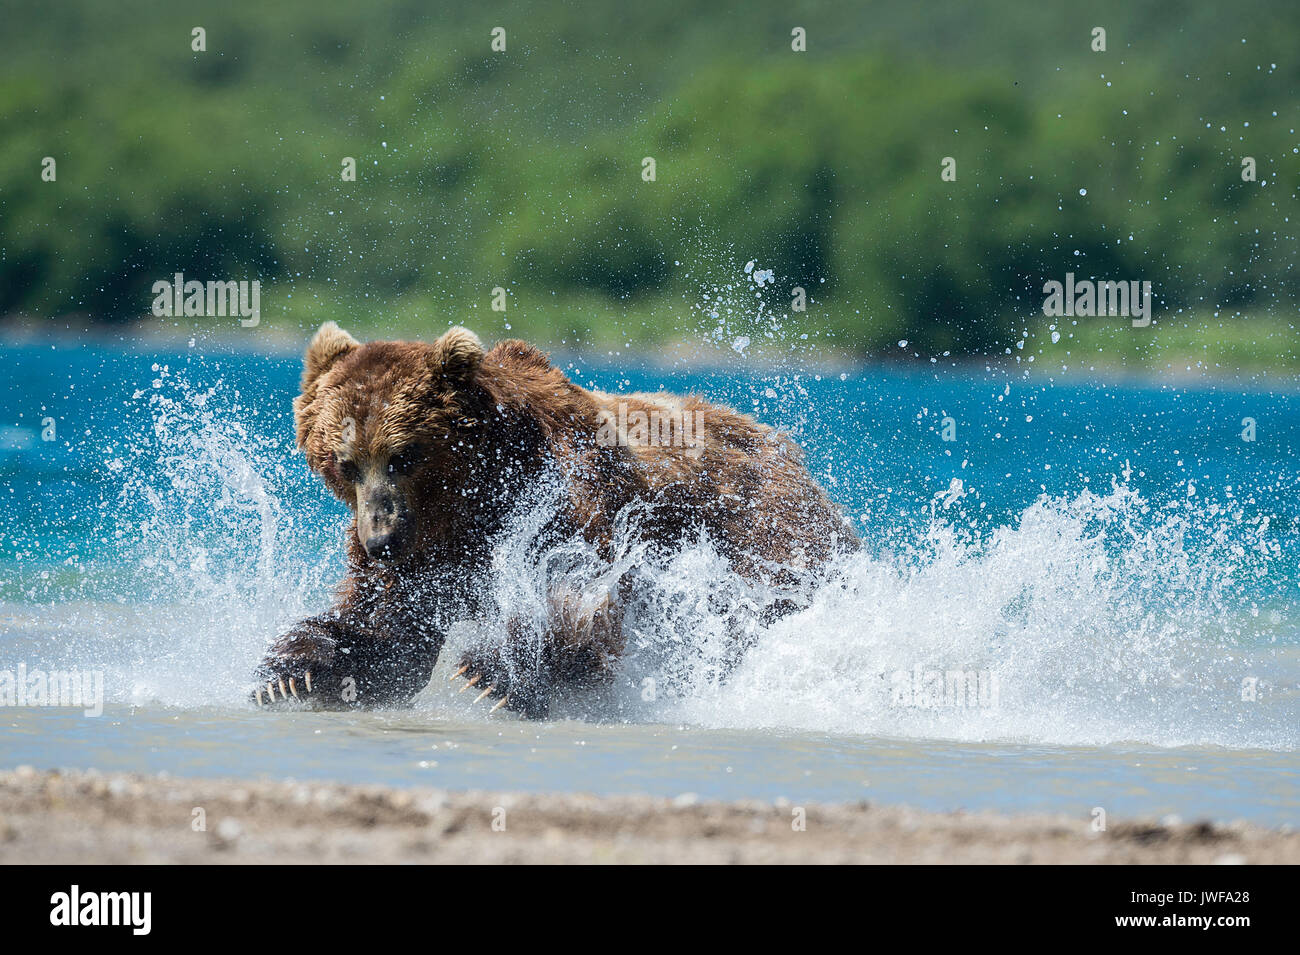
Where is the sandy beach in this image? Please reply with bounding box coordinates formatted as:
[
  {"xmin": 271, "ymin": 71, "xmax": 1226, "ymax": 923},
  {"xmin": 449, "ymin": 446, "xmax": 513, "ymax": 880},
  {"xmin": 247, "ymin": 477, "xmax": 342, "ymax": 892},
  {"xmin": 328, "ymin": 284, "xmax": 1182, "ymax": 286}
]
[{"xmin": 0, "ymin": 767, "xmax": 1294, "ymax": 864}]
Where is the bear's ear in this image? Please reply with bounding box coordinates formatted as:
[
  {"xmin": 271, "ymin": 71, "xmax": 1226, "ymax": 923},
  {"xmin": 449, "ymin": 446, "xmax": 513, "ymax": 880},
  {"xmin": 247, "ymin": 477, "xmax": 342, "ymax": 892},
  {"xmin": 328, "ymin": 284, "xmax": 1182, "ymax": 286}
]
[
  {"xmin": 302, "ymin": 321, "xmax": 360, "ymax": 393},
  {"xmin": 432, "ymin": 326, "xmax": 485, "ymax": 382}
]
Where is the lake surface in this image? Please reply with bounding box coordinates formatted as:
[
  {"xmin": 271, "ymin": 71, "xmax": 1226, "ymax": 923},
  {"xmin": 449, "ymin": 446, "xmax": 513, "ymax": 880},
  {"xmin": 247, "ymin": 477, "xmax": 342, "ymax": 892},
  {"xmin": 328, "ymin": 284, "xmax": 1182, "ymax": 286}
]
[{"xmin": 1, "ymin": 338, "xmax": 1297, "ymax": 825}]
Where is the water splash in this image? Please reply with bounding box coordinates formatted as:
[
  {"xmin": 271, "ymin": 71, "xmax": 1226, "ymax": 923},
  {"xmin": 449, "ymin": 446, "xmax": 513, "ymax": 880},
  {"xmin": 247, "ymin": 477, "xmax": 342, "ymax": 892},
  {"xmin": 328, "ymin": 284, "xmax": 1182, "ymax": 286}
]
[
  {"xmin": 18, "ymin": 365, "xmax": 347, "ymax": 707},
  {"xmin": 649, "ymin": 483, "xmax": 1295, "ymax": 750},
  {"xmin": 3, "ymin": 353, "xmax": 1295, "ymax": 752}
]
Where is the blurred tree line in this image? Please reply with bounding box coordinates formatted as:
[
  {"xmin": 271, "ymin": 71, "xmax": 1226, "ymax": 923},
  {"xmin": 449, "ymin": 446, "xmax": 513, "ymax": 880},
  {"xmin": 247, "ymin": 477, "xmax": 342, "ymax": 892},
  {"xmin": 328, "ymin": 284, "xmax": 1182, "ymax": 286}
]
[{"xmin": 0, "ymin": 0, "xmax": 1296, "ymax": 355}]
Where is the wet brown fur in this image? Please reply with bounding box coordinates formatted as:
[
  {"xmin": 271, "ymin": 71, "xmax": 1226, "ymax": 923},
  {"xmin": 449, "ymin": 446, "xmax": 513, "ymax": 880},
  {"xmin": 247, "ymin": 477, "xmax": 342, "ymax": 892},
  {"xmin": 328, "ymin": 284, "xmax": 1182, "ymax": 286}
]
[{"xmin": 256, "ymin": 323, "xmax": 857, "ymax": 715}]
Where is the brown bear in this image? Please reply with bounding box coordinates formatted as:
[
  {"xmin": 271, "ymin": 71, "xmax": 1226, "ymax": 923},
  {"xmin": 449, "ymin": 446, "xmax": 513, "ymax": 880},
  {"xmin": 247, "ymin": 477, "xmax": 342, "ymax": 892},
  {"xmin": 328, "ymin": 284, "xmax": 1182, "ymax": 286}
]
[{"xmin": 254, "ymin": 323, "xmax": 857, "ymax": 716}]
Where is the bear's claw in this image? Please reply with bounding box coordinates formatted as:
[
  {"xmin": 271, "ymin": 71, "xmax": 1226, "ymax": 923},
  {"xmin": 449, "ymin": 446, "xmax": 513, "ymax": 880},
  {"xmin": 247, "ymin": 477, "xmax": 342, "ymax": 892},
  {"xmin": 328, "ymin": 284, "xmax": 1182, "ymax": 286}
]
[
  {"xmin": 450, "ymin": 664, "xmax": 510, "ymax": 713},
  {"xmin": 457, "ymin": 673, "xmax": 482, "ymax": 693},
  {"xmin": 253, "ymin": 669, "xmax": 316, "ymax": 707}
]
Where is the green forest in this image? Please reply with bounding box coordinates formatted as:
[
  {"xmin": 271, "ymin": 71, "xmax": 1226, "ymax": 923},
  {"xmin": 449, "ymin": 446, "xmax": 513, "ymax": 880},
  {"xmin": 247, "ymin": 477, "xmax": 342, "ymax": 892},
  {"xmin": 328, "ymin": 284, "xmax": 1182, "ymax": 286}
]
[{"xmin": 1, "ymin": 0, "xmax": 1297, "ymax": 365}]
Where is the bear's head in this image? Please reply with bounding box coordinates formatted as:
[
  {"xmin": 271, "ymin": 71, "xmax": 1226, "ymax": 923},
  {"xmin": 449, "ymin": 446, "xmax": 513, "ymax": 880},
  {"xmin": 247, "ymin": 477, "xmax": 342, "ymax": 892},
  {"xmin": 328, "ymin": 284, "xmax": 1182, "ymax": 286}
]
[{"xmin": 292, "ymin": 321, "xmax": 492, "ymax": 564}]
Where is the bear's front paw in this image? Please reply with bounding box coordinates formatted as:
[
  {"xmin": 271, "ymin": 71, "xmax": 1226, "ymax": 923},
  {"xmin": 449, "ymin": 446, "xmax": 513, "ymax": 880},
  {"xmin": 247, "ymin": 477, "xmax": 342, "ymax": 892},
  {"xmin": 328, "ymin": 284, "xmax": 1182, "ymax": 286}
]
[
  {"xmin": 252, "ymin": 628, "xmax": 340, "ymax": 708},
  {"xmin": 450, "ymin": 646, "xmax": 549, "ymax": 719},
  {"xmin": 449, "ymin": 645, "xmax": 511, "ymax": 711}
]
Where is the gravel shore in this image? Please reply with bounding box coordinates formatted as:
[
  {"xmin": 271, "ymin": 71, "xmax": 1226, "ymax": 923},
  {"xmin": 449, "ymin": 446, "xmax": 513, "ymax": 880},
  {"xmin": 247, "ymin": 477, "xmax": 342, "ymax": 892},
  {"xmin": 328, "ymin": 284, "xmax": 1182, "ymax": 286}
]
[{"xmin": 0, "ymin": 767, "xmax": 1292, "ymax": 864}]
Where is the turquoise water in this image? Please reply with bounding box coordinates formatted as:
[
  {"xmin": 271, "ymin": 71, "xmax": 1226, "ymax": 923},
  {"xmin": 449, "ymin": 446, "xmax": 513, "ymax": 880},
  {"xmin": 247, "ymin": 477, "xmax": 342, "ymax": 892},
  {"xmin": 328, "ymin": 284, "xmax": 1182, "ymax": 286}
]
[{"xmin": 1, "ymin": 338, "xmax": 1297, "ymax": 824}]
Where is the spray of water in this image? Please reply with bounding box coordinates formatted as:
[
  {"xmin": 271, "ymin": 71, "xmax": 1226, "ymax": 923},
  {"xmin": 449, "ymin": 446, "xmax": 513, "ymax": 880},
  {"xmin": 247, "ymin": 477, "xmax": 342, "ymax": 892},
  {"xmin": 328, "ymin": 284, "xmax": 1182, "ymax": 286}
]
[
  {"xmin": 74, "ymin": 365, "xmax": 345, "ymax": 706},
  {"xmin": 4, "ymin": 266, "xmax": 1293, "ymax": 752}
]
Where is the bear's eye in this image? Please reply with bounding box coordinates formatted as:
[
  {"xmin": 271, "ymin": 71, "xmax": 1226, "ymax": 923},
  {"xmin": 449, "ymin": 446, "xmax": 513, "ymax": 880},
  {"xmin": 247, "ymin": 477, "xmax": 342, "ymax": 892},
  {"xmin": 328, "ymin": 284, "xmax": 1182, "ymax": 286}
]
[
  {"xmin": 387, "ymin": 447, "xmax": 423, "ymax": 475},
  {"xmin": 336, "ymin": 457, "xmax": 360, "ymax": 482}
]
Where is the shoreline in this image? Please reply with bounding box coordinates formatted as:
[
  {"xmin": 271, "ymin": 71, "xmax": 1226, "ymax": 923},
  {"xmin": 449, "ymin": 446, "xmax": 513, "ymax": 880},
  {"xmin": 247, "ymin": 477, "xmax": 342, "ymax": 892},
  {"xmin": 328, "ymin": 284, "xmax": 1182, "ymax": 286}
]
[
  {"xmin": 3, "ymin": 324, "xmax": 1298, "ymax": 390},
  {"xmin": 1, "ymin": 767, "xmax": 1293, "ymax": 864}
]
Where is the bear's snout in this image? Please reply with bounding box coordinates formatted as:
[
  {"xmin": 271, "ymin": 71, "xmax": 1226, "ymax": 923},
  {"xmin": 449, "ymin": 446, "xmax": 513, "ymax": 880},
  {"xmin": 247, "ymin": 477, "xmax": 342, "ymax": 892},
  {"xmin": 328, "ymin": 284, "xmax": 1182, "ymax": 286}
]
[
  {"xmin": 358, "ymin": 480, "xmax": 412, "ymax": 562},
  {"xmin": 363, "ymin": 528, "xmax": 407, "ymax": 561}
]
